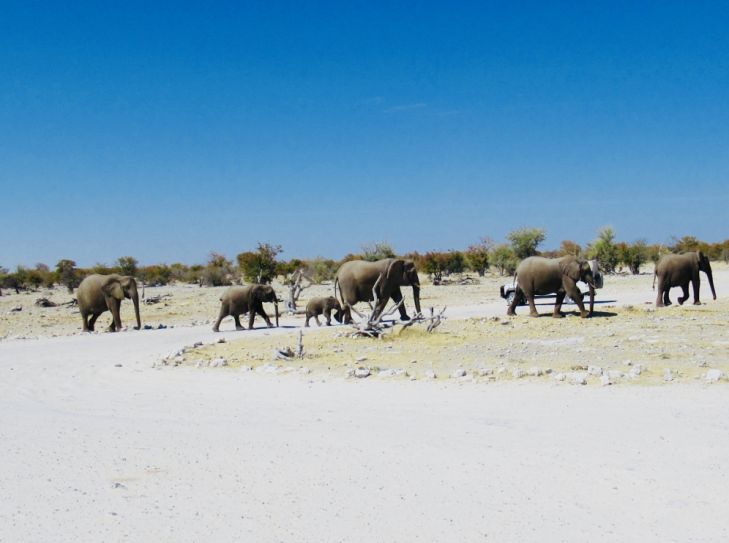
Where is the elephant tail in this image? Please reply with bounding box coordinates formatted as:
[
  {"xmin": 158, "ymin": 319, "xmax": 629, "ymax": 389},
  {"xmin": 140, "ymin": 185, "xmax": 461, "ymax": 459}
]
[
  {"xmin": 333, "ymin": 276, "xmax": 340, "ymax": 303},
  {"xmin": 652, "ymin": 270, "xmax": 656, "ymax": 290}
]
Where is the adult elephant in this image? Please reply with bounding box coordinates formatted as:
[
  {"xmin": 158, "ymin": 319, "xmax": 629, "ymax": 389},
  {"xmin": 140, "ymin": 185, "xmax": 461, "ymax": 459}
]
[
  {"xmin": 507, "ymin": 255, "xmax": 596, "ymax": 318},
  {"xmin": 653, "ymin": 251, "xmax": 716, "ymax": 307},
  {"xmin": 335, "ymin": 258, "xmax": 421, "ymax": 323},
  {"xmin": 77, "ymin": 274, "xmax": 141, "ymax": 332},
  {"xmin": 212, "ymin": 284, "xmax": 280, "ymax": 332}
]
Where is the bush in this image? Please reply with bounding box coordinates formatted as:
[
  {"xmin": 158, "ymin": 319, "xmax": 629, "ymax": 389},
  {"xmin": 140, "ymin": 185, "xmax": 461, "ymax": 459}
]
[
  {"xmin": 117, "ymin": 256, "xmax": 139, "ymax": 277},
  {"xmin": 490, "ymin": 245, "xmax": 518, "ymax": 276},
  {"xmin": 586, "ymin": 227, "xmax": 619, "ymax": 273},
  {"xmin": 139, "ymin": 265, "xmax": 173, "ymax": 286},
  {"xmin": 507, "ymin": 227, "xmax": 545, "ymax": 259},
  {"xmin": 465, "ymin": 239, "xmax": 492, "ymax": 276},
  {"xmin": 361, "ymin": 242, "xmax": 396, "ymax": 262},
  {"xmin": 305, "ymin": 258, "xmax": 338, "ymax": 284},
  {"xmin": 617, "ymin": 240, "xmax": 647, "ymax": 274},
  {"xmin": 559, "ymin": 240, "xmax": 582, "ymax": 257},
  {"xmin": 202, "ymin": 253, "xmax": 235, "ymax": 286}
]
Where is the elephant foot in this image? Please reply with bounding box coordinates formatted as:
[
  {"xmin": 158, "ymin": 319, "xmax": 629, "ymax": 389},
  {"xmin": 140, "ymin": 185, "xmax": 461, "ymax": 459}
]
[
  {"xmin": 693, "ymin": 301, "xmax": 702, "ymax": 305},
  {"xmin": 235, "ymin": 326, "xmax": 246, "ymax": 331},
  {"xmin": 552, "ymin": 313, "xmax": 564, "ymax": 319},
  {"xmin": 212, "ymin": 327, "xmax": 220, "ymax": 332},
  {"xmin": 678, "ymin": 298, "xmax": 686, "ymax": 305},
  {"xmin": 400, "ymin": 314, "xmax": 411, "ymax": 321},
  {"xmin": 579, "ymin": 312, "xmax": 589, "ymax": 319},
  {"xmin": 529, "ymin": 312, "xmax": 539, "ymax": 318},
  {"xmin": 506, "ymin": 310, "xmax": 516, "ymax": 317},
  {"xmin": 267, "ymin": 322, "xmax": 274, "ymax": 328}
]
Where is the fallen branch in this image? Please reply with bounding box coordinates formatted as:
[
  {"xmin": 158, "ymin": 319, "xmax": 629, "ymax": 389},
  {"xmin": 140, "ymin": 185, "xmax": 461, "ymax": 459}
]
[{"xmin": 349, "ymin": 274, "xmax": 405, "ymax": 338}]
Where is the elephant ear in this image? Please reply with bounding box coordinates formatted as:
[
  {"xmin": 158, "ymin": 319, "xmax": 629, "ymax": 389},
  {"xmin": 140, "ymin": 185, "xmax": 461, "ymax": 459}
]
[
  {"xmin": 102, "ymin": 280, "xmax": 125, "ymax": 300},
  {"xmin": 385, "ymin": 259, "xmax": 405, "ymax": 282},
  {"xmin": 559, "ymin": 258, "xmax": 581, "ymax": 282}
]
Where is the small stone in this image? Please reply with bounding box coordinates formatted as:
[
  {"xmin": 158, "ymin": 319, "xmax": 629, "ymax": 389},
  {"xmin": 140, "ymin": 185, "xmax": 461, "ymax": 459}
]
[
  {"xmin": 209, "ymin": 357, "xmax": 228, "ymax": 368},
  {"xmin": 450, "ymin": 368, "xmax": 467, "ymax": 378},
  {"xmin": 607, "ymin": 370, "xmax": 624, "ymax": 380},
  {"xmin": 217, "ymin": 337, "xmax": 226, "ymax": 344},
  {"xmin": 111, "ymin": 482, "xmax": 127, "ymax": 490},
  {"xmin": 240, "ymin": 365, "xmax": 252, "ymax": 372},
  {"xmin": 512, "ymin": 368, "xmax": 525, "ymax": 379},
  {"xmin": 629, "ymin": 364, "xmax": 643, "ymax": 378},
  {"xmin": 553, "ymin": 373, "xmax": 566, "ymax": 382},
  {"xmin": 194, "ymin": 360, "xmax": 205, "ymax": 368},
  {"xmin": 527, "ymin": 367, "xmax": 543, "ymax": 377},
  {"xmin": 356, "ymin": 356, "xmax": 367, "ymax": 363},
  {"xmin": 587, "ymin": 365, "xmax": 602, "ymax": 376},
  {"xmin": 410, "ymin": 359, "xmax": 418, "ymax": 364},
  {"xmin": 424, "ymin": 370, "xmax": 437, "ymax": 379},
  {"xmin": 299, "ymin": 367, "xmax": 311, "ymax": 375},
  {"xmin": 663, "ymin": 369, "xmax": 674, "ymax": 382},
  {"xmin": 600, "ymin": 374, "xmax": 612, "ymax": 386},
  {"xmin": 193, "ymin": 341, "xmax": 203, "ymax": 348},
  {"xmin": 705, "ymin": 369, "xmax": 724, "ymax": 382},
  {"xmin": 157, "ymin": 324, "xmax": 167, "ymax": 329},
  {"xmin": 477, "ymin": 366, "xmax": 493, "ymax": 376},
  {"xmin": 354, "ymin": 367, "xmax": 371, "ymax": 378},
  {"xmin": 496, "ymin": 367, "xmax": 508, "ymax": 376},
  {"xmin": 568, "ymin": 372, "xmax": 588, "ymax": 385}
]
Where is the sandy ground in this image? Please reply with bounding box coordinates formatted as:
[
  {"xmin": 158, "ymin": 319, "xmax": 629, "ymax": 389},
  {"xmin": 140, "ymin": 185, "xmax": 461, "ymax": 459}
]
[{"xmin": 1, "ymin": 265, "xmax": 728, "ymax": 542}]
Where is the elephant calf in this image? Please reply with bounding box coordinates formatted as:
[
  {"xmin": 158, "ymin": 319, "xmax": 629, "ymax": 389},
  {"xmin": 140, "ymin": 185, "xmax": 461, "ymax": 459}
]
[
  {"xmin": 213, "ymin": 284, "xmax": 279, "ymax": 332},
  {"xmin": 305, "ymin": 296, "xmax": 343, "ymax": 327},
  {"xmin": 77, "ymin": 274, "xmax": 141, "ymax": 332}
]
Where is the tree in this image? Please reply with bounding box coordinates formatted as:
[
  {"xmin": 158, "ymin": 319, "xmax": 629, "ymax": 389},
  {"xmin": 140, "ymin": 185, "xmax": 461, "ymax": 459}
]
[
  {"xmin": 117, "ymin": 256, "xmax": 139, "ymax": 276},
  {"xmin": 56, "ymin": 259, "xmax": 80, "ymax": 293},
  {"xmin": 490, "ymin": 245, "xmax": 518, "ymax": 276},
  {"xmin": 507, "ymin": 227, "xmax": 546, "ymax": 259},
  {"xmin": 236, "ymin": 243, "xmax": 282, "ymax": 284},
  {"xmin": 617, "ymin": 240, "xmax": 647, "ymax": 275},
  {"xmin": 670, "ymin": 235, "xmax": 701, "ymax": 253},
  {"xmin": 586, "ymin": 227, "xmax": 619, "ymax": 273},
  {"xmin": 361, "ymin": 241, "xmax": 395, "ymax": 262}
]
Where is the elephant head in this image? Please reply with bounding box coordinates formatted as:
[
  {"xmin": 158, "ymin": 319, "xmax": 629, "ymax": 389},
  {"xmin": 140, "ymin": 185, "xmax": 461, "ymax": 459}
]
[
  {"xmin": 560, "ymin": 257, "xmax": 595, "ymax": 316},
  {"xmin": 385, "ymin": 259, "xmax": 422, "ymax": 316},
  {"xmin": 696, "ymin": 251, "xmax": 717, "ymax": 300},
  {"xmin": 250, "ymin": 284, "xmax": 280, "ymax": 326},
  {"xmin": 101, "ymin": 275, "xmax": 141, "ymax": 330}
]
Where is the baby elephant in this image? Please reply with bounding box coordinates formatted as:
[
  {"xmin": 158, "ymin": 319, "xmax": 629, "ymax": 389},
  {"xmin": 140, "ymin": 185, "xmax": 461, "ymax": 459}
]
[{"xmin": 305, "ymin": 296, "xmax": 343, "ymax": 327}]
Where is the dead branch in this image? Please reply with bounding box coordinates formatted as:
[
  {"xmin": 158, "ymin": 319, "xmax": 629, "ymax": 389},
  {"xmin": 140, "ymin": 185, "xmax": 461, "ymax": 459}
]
[
  {"xmin": 35, "ymin": 297, "xmax": 58, "ymax": 308},
  {"xmin": 349, "ymin": 274, "xmax": 405, "ymax": 338},
  {"xmin": 285, "ymin": 268, "xmax": 314, "ymax": 313}
]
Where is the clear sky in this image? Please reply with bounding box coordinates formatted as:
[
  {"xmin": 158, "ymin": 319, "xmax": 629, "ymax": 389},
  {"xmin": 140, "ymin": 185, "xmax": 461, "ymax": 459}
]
[{"xmin": 2, "ymin": 1, "xmax": 728, "ymax": 267}]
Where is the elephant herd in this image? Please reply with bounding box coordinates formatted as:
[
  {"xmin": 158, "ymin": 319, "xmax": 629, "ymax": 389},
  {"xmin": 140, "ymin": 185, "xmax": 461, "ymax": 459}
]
[{"xmin": 75, "ymin": 252, "xmax": 717, "ymax": 333}]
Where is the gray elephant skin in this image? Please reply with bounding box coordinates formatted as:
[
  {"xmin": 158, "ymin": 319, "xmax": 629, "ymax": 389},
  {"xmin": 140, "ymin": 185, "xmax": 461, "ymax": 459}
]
[
  {"xmin": 335, "ymin": 258, "xmax": 421, "ymax": 323},
  {"xmin": 507, "ymin": 255, "xmax": 596, "ymax": 318},
  {"xmin": 213, "ymin": 284, "xmax": 279, "ymax": 332},
  {"xmin": 305, "ymin": 296, "xmax": 343, "ymax": 327},
  {"xmin": 77, "ymin": 274, "xmax": 141, "ymax": 332},
  {"xmin": 653, "ymin": 251, "xmax": 716, "ymax": 307}
]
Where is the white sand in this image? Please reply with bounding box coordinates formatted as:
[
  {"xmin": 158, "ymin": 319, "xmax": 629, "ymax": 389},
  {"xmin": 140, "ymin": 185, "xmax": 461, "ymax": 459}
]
[{"xmin": 1, "ymin": 273, "xmax": 728, "ymax": 542}]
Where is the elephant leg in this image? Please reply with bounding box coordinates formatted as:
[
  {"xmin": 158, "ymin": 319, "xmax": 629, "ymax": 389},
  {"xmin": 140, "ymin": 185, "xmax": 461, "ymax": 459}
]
[
  {"xmin": 655, "ymin": 278, "xmax": 665, "ymax": 307},
  {"xmin": 81, "ymin": 310, "xmax": 90, "ymax": 332},
  {"xmin": 315, "ymin": 315, "xmax": 322, "ymax": 327},
  {"xmin": 663, "ymin": 288, "xmax": 672, "ymax": 306},
  {"xmin": 88, "ymin": 312, "xmax": 100, "ymax": 332},
  {"xmin": 324, "ymin": 309, "xmax": 331, "ymax": 326},
  {"xmin": 566, "ymin": 286, "xmax": 588, "ymax": 318},
  {"xmin": 212, "ymin": 305, "xmax": 228, "ymax": 332},
  {"xmin": 233, "ymin": 314, "xmax": 245, "ymax": 331},
  {"xmin": 526, "ymin": 292, "xmax": 539, "ymax": 317},
  {"xmin": 553, "ymin": 291, "xmax": 566, "ymax": 318},
  {"xmin": 692, "ymin": 277, "xmax": 702, "ymax": 305},
  {"xmin": 107, "ymin": 299, "xmax": 121, "ymax": 332},
  {"xmin": 678, "ymin": 283, "xmax": 690, "ymax": 305},
  {"xmin": 390, "ymin": 287, "xmax": 410, "ymax": 321},
  {"xmin": 305, "ymin": 315, "xmax": 311, "ymax": 327},
  {"xmin": 343, "ymin": 304, "xmax": 353, "ymax": 324}
]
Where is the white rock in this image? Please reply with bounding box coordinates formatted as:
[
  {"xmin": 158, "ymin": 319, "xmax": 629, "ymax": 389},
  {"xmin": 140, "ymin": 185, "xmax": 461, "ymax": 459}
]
[
  {"xmin": 354, "ymin": 367, "xmax": 371, "ymax": 378},
  {"xmin": 240, "ymin": 365, "xmax": 252, "ymax": 372},
  {"xmin": 356, "ymin": 356, "xmax": 368, "ymax": 363},
  {"xmin": 209, "ymin": 357, "xmax": 228, "ymax": 368},
  {"xmin": 496, "ymin": 366, "xmax": 508, "ymax": 376},
  {"xmin": 568, "ymin": 372, "xmax": 588, "ymax": 385},
  {"xmin": 450, "ymin": 368, "xmax": 467, "ymax": 378},
  {"xmin": 663, "ymin": 369, "xmax": 674, "ymax": 382},
  {"xmin": 607, "ymin": 370, "xmax": 624, "ymax": 380},
  {"xmin": 705, "ymin": 369, "xmax": 724, "ymax": 382},
  {"xmin": 424, "ymin": 370, "xmax": 437, "ymax": 379},
  {"xmin": 378, "ymin": 369, "xmax": 396, "ymax": 377},
  {"xmin": 629, "ymin": 364, "xmax": 644, "ymax": 378},
  {"xmin": 192, "ymin": 341, "xmax": 203, "ymax": 348},
  {"xmin": 512, "ymin": 368, "xmax": 525, "ymax": 379},
  {"xmin": 299, "ymin": 367, "xmax": 311, "ymax": 375},
  {"xmin": 528, "ymin": 367, "xmax": 543, "ymax": 377},
  {"xmin": 553, "ymin": 372, "xmax": 566, "ymax": 382},
  {"xmin": 477, "ymin": 366, "xmax": 493, "ymax": 376},
  {"xmin": 587, "ymin": 365, "xmax": 602, "ymax": 376},
  {"xmin": 194, "ymin": 360, "xmax": 205, "ymax": 368},
  {"xmin": 600, "ymin": 374, "xmax": 612, "ymax": 386}
]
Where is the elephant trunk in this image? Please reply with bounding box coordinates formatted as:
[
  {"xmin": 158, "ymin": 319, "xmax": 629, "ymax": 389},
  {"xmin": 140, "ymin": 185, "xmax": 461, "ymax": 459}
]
[
  {"xmin": 132, "ymin": 291, "xmax": 141, "ymax": 330},
  {"xmin": 707, "ymin": 265, "xmax": 717, "ymax": 300},
  {"xmin": 412, "ymin": 284, "xmax": 422, "ymax": 316}
]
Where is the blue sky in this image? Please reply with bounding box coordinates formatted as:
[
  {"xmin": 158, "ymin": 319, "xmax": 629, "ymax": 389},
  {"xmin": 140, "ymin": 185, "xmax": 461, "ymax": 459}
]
[{"xmin": 1, "ymin": 1, "xmax": 728, "ymax": 267}]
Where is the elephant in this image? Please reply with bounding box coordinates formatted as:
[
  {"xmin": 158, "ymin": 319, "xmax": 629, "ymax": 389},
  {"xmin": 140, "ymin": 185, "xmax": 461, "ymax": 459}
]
[
  {"xmin": 77, "ymin": 274, "xmax": 141, "ymax": 332},
  {"xmin": 334, "ymin": 258, "xmax": 421, "ymax": 324},
  {"xmin": 507, "ymin": 255, "xmax": 596, "ymax": 318},
  {"xmin": 653, "ymin": 251, "xmax": 716, "ymax": 307},
  {"xmin": 212, "ymin": 284, "xmax": 280, "ymax": 332},
  {"xmin": 305, "ymin": 296, "xmax": 343, "ymax": 327}
]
